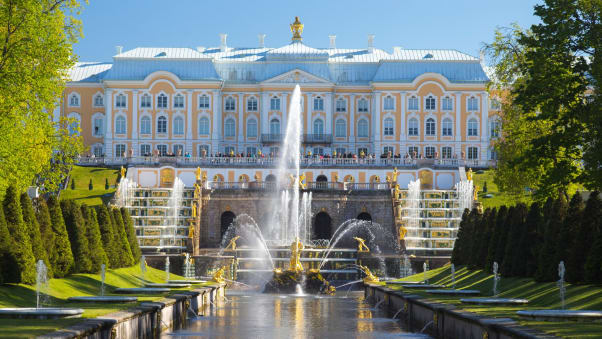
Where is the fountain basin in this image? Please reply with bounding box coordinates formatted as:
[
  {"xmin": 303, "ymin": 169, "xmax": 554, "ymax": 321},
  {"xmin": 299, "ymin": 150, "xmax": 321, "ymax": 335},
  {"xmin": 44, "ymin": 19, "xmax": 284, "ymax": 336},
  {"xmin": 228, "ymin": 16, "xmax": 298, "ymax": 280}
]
[
  {"xmin": 168, "ymin": 280, "xmax": 207, "ymax": 284},
  {"xmin": 114, "ymin": 288, "xmax": 170, "ymax": 294},
  {"xmin": 67, "ymin": 296, "xmax": 138, "ymax": 303},
  {"xmin": 145, "ymin": 283, "xmax": 191, "ymax": 288},
  {"xmin": 461, "ymin": 298, "xmax": 528, "ymax": 305},
  {"xmin": 400, "ymin": 284, "xmax": 445, "ymax": 289},
  {"xmin": 387, "ymin": 281, "xmax": 422, "ymax": 285},
  {"xmin": 0, "ymin": 308, "xmax": 84, "ymax": 319},
  {"xmin": 517, "ymin": 310, "xmax": 602, "ymax": 322},
  {"xmin": 425, "ymin": 289, "xmax": 480, "ymax": 296}
]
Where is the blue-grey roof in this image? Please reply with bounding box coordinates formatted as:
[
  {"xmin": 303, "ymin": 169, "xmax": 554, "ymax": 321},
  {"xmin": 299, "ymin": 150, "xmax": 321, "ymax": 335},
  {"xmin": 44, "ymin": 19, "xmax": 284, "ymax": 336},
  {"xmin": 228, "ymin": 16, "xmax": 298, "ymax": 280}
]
[{"xmin": 68, "ymin": 43, "xmax": 489, "ymax": 84}]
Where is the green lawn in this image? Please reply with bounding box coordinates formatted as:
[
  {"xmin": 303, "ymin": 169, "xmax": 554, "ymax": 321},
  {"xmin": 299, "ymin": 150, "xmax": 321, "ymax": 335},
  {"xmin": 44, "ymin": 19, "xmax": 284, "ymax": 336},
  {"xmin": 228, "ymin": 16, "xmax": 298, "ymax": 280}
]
[
  {"xmin": 387, "ymin": 265, "xmax": 602, "ymax": 338},
  {"xmin": 0, "ymin": 264, "xmax": 214, "ymax": 339},
  {"xmin": 60, "ymin": 166, "xmax": 119, "ymax": 206},
  {"xmin": 472, "ymin": 169, "xmax": 533, "ymax": 209}
]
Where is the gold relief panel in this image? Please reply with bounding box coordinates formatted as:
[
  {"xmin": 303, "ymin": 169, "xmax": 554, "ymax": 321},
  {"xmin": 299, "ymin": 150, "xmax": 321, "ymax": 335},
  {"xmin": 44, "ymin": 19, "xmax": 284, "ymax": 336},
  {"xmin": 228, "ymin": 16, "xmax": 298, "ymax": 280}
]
[
  {"xmin": 418, "ymin": 170, "xmax": 433, "ymax": 190},
  {"xmin": 160, "ymin": 168, "xmax": 175, "ymax": 188}
]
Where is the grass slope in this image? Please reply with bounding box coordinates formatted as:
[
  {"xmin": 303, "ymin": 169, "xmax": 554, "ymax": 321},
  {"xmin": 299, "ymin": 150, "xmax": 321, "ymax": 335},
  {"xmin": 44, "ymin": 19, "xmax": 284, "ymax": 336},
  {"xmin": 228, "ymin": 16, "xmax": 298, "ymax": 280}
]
[
  {"xmin": 472, "ymin": 170, "xmax": 533, "ymax": 209},
  {"xmin": 388, "ymin": 265, "xmax": 602, "ymax": 338},
  {"xmin": 60, "ymin": 166, "xmax": 119, "ymax": 206},
  {"xmin": 0, "ymin": 264, "xmax": 212, "ymax": 339}
]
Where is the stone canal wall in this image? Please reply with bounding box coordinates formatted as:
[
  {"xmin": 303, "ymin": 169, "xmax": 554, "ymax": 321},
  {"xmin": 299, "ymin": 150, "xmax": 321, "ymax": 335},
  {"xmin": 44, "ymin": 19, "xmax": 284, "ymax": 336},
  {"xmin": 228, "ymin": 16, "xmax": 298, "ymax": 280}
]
[
  {"xmin": 41, "ymin": 284, "xmax": 225, "ymax": 339},
  {"xmin": 364, "ymin": 284, "xmax": 559, "ymax": 339}
]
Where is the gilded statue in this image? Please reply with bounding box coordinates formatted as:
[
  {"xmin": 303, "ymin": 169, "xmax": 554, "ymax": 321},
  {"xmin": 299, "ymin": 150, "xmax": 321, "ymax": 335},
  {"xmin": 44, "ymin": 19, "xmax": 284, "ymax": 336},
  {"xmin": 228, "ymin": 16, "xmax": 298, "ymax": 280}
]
[
  {"xmin": 254, "ymin": 173, "xmax": 261, "ymax": 182},
  {"xmin": 399, "ymin": 226, "xmax": 408, "ymax": 240},
  {"xmin": 358, "ymin": 265, "xmax": 379, "ymax": 284},
  {"xmin": 224, "ymin": 236, "xmax": 240, "ymax": 251},
  {"xmin": 290, "ymin": 16, "xmax": 304, "ymax": 41},
  {"xmin": 289, "ymin": 237, "xmax": 304, "ymax": 272},
  {"xmin": 195, "ymin": 167, "xmax": 201, "ymax": 181},
  {"xmin": 193, "ymin": 183, "xmax": 201, "ymax": 199},
  {"xmin": 202, "ymin": 172, "xmax": 207, "ymax": 182},
  {"xmin": 466, "ymin": 168, "xmax": 473, "ymax": 182},
  {"xmin": 299, "ymin": 173, "xmax": 306, "ymax": 189},
  {"xmin": 392, "ymin": 167, "xmax": 399, "ymax": 183},
  {"xmin": 474, "ymin": 185, "xmax": 480, "ymax": 201},
  {"xmin": 188, "ymin": 224, "xmax": 194, "ymax": 238},
  {"xmin": 120, "ymin": 166, "xmax": 126, "ymax": 179},
  {"xmin": 211, "ymin": 266, "xmax": 226, "ymax": 284},
  {"xmin": 353, "ymin": 237, "xmax": 370, "ymax": 253}
]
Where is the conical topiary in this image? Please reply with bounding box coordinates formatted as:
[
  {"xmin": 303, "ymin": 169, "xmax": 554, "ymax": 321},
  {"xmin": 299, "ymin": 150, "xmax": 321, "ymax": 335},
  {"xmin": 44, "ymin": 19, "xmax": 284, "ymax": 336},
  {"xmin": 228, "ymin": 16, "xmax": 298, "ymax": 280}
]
[
  {"xmin": 20, "ymin": 193, "xmax": 50, "ymax": 275},
  {"xmin": 61, "ymin": 200, "xmax": 93, "ymax": 273},
  {"xmin": 3, "ymin": 185, "xmax": 36, "ymax": 284},
  {"xmin": 496, "ymin": 205, "xmax": 515, "ymax": 272},
  {"xmin": 97, "ymin": 204, "xmax": 119, "ymax": 268},
  {"xmin": 35, "ymin": 198, "xmax": 56, "ymax": 277},
  {"xmin": 121, "ymin": 208, "xmax": 141, "ymax": 263},
  {"xmin": 475, "ymin": 208, "xmax": 494, "ymax": 269},
  {"xmin": 582, "ymin": 192, "xmax": 602, "ymax": 284},
  {"xmin": 560, "ymin": 193, "xmax": 585, "ymax": 283},
  {"xmin": 451, "ymin": 209, "xmax": 471, "ymax": 266},
  {"xmin": 467, "ymin": 208, "xmax": 483, "ymax": 269},
  {"xmin": 508, "ymin": 203, "xmax": 529, "ymax": 277},
  {"xmin": 485, "ymin": 206, "xmax": 506, "ymax": 272},
  {"xmin": 535, "ymin": 197, "xmax": 567, "ymax": 282},
  {"xmin": 81, "ymin": 204, "xmax": 109, "ymax": 272},
  {"xmin": 112, "ymin": 208, "xmax": 134, "ymax": 267},
  {"xmin": 0, "ymin": 204, "xmax": 18, "ymax": 284},
  {"xmin": 47, "ymin": 196, "xmax": 74, "ymax": 277},
  {"xmin": 519, "ymin": 202, "xmax": 542, "ymax": 278}
]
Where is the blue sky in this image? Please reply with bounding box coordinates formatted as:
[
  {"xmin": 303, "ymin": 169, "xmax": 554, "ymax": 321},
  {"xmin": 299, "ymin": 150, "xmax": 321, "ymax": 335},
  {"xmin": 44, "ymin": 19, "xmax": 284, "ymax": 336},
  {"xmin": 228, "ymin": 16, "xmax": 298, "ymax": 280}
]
[{"xmin": 74, "ymin": 0, "xmax": 542, "ymax": 62}]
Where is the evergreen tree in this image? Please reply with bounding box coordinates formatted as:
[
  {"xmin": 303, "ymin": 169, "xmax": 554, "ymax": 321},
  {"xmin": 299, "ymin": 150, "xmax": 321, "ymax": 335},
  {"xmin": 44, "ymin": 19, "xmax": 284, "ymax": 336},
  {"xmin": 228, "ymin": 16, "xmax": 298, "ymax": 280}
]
[
  {"xmin": 501, "ymin": 205, "xmax": 523, "ymax": 276},
  {"xmin": 535, "ymin": 197, "xmax": 568, "ymax": 282},
  {"xmin": 467, "ymin": 208, "xmax": 483, "ymax": 269},
  {"xmin": 60, "ymin": 200, "xmax": 92, "ymax": 273},
  {"xmin": 47, "ymin": 196, "xmax": 74, "ymax": 277},
  {"xmin": 486, "ymin": 206, "xmax": 506, "ymax": 272},
  {"xmin": 509, "ymin": 203, "xmax": 530, "ymax": 277},
  {"xmin": 112, "ymin": 208, "xmax": 134, "ymax": 267},
  {"xmin": 2, "ymin": 185, "xmax": 36, "ymax": 284},
  {"xmin": 559, "ymin": 193, "xmax": 585, "ymax": 282},
  {"xmin": 451, "ymin": 209, "xmax": 471, "ymax": 266},
  {"xmin": 121, "ymin": 208, "xmax": 140, "ymax": 263},
  {"xmin": 476, "ymin": 208, "xmax": 494, "ymax": 269},
  {"xmin": 518, "ymin": 202, "xmax": 543, "ymax": 278},
  {"xmin": 0, "ymin": 204, "xmax": 18, "ymax": 284},
  {"xmin": 97, "ymin": 204, "xmax": 119, "ymax": 268},
  {"xmin": 582, "ymin": 192, "xmax": 602, "ymax": 284},
  {"xmin": 35, "ymin": 198, "xmax": 56, "ymax": 277},
  {"xmin": 81, "ymin": 204, "xmax": 108, "ymax": 272},
  {"xmin": 496, "ymin": 205, "xmax": 515, "ymax": 273},
  {"xmin": 20, "ymin": 193, "xmax": 50, "ymax": 273}
]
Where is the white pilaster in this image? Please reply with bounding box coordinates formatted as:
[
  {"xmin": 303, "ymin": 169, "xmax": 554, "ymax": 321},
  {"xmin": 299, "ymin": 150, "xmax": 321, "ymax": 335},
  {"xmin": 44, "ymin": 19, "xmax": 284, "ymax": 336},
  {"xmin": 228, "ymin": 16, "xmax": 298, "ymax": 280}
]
[
  {"xmin": 349, "ymin": 94, "xmax": 355, "ymax": 142},
  {"xmin": 282, "ymin": 93, "xmax": 288, "ymax": 135},
  {"xmin": 261, "ymin": 92, "xmax": 269, "ymax": 135},
  {"xmin": 238, "ymin": 93, "xmax": 244, "ymax": 143},
  {"xmin": 373, "ymin": 92, "xmax": 381, "ymax": 154},
  {"xmin": 454, "ymin": 92, "xmax": 462, "ymax": 155},
  {"xmin": 131, "ymin": 90, "xmax": 138, "ymax": 155},
  {"xmin": 400, "ymin": 92, "xmax": 406, "ymax": 143},
  {"xmin": 325, "ymin": 93, "xmax": 333, "ymax": 135},
  {"xmin": 212, "ymin": 91, "xmax": 222, "ymax": 153},
  {"xmin": 186, "ymin": 90, "xmax": 193, "ymax": 154},
  {"xmin": 104, "ymin": 89, "xmax": 113, "ymax": 157}
]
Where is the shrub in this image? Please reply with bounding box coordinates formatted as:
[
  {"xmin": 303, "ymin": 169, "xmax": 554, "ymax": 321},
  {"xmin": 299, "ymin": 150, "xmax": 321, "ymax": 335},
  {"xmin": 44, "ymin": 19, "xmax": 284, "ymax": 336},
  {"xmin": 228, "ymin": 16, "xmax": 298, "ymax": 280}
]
[
  {"xmin": 20, "ymin": 193, "xmax": 50, "ymax": 274},
  {"xmin": 485, "ymin": 206, "xmax": 507, "ymax": 272},
  {"xmin": 560, "ymin": 193, "xmax": 584, "ymax": 282},
  {"xmin": 451, "ymin": 209, "xmax": 471, "ymax": 266},
  {"xmin": 88, "ymin": 179, "xmax": 93, "ymax": 191},
  {"xmin": 3, "ymin": 185, "xmax": 36, "ymax": 284},
  {"xmin": 97, "ymin": 204, "xmax": 119, "ymax": 268},
  {"xmin": 81, "ymin": 204, "xmax": 109, "ymax": 272},
  {"xmin": 47, "ymin": 196, "xmax": 74, "ymax": 277},
  {"xmin": 105, "ymin": 178, "xmax": 109, "ymax": 190},
  {"xmin": 582, "ymin": 192, "xmax": 602, "ymax": 283},
  {"xmin": 535, "ymin": 197, "xmax": 567, "ymax": 282},
  {"xmin": 121, "ymin": 208, "xmax": 141, "ymax": 263},
  {"xmin": 112, "ymin": 208, "xmax": 134, "ymax": 267},
  {"xmin": 0, "ymin": 205, "xmax": 18, "ymax": 284},
  {"xmin": 71, "ymin": 178, "xmax": 75, "ymax": 190},
  {"xmin": 61, "ymin": 200, "xmax": 92, "ymax": 273},
  {"xmin": 35, "ymin": 198, "xmax": 56, "ymax": 277},
  {"xmin": 483, "ymin": 181, "xmax": 488, "ymax": 193}
]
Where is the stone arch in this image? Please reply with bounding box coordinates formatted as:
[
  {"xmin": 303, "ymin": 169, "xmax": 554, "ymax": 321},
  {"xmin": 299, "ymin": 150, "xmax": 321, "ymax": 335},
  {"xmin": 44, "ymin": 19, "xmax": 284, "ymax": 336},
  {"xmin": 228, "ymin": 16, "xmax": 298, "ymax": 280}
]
[
  {"xmin": 213, "ymin": 174, "xmax": 224, "ymax": 182},
  {"xmin": 344, "ymin": 175, "xmax": 354, "ymax": 183},
  {"xmin": 357, "ymin": 212, "xmax": 372, "ymax": 222},
  {"xmin": 220, "ymin": 211, "xmax": 236, "ymax": 239},
  {"xmin": 313, "ymin": 211, "xmax": 332, "ymax": 240},
  {"xmin": 238, "ymin": 174, "xmax": 249, "ymax": 182},
  {"xmin": 265, "ymin": 174, "xmax": 276, "ymax": 182}
]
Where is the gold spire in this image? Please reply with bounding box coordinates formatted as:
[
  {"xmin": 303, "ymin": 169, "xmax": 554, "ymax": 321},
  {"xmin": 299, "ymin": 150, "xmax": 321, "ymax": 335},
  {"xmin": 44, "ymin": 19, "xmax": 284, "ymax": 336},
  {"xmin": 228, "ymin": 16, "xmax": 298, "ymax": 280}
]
[{"xmin": 290, "ymin": 16, "xmax": 304, "ymax": 42}]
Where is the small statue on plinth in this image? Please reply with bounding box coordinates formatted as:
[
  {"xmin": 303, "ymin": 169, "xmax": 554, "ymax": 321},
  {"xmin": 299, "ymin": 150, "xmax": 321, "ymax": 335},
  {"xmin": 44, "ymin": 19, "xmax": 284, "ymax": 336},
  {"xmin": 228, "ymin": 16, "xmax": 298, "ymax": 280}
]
[
  {"xmin": 353, "ymin": 237, "xmax": 370, "ymax": 253},
  {"xmin": 211, "ymin": 266, "xmax": 226, "ymax": 284}
]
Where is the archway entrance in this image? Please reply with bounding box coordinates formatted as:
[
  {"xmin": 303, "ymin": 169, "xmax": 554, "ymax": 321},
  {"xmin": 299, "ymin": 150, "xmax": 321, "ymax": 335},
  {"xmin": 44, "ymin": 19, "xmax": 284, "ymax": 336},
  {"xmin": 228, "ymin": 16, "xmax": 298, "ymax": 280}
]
[
  {"xmin": 220, "ymin": 211, "xmax": 236, "ymax": 239},
  {"xmin": 316, "ymin": 175, "xmax": 328, "ymax": 189},
  {"xmin": 357, "ymin": 212, "xmax": 372, "ymax": 222},
  {"xmin": 313, "ymin": 212, "xmax": 332, "ymax": 240}
]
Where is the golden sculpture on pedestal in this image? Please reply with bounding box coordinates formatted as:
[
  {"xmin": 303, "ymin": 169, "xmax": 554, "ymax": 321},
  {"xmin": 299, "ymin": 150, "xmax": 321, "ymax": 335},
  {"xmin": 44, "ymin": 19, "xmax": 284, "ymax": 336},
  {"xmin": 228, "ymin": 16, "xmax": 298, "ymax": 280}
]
[
  {"xmin": 120, "ymin": 166, "xmax": 126, "ymax": 179},
  {"xmin": 188, "ymin": 223, "xmax": 194, "ymax": 238},
  {"xmin": 289, "ymin": 237, "xmax": 304, "ymax": 272},
  {"xmin": 353, "ymin": 237, "xmax": 370, "ymax": 253},
  {"xmin": 192, "ymin": 204, "xmax": 197, "ymax": 217},
  {"xmin": 399, "ymin": 226, "xmax": 408, "ymax": 240},
  {"xmin": 224, "ymin": 236, "xmax": 240, "ymax": 251},
  {"xmin": 474, "ymin": 185, "xmax": 480, "ymax": 201},
  {"xmin": 254, "ymin": 173, "xmax": 261, "ymax": 182},
  {"xmin": 193, "ymin": 183, "xmax": 201, "ymax": 199},
  {"xmin": 211, "ymin": 266, "xmax": 226, "ymax": 284},
  {"xmin": 358, "ymin": 265, "xmax": 379, "ymax": 284},
  {"xmin": 290, "ymin": 16, "xmax": 304, "ymax": 41},
  {"xmin": 392, "ymin": 167, "xmax": 399, "ymax": 183},
  {"xmin": 195, "ymin": 167, "xmax": 201, "ymax": 181},
  {"xmin": 466, "ymin": 168, "xmax": 473, "ymax": 182},
  {"xmin": 299, "ymin": 173, "xmax": 306, "ymax": 189}
]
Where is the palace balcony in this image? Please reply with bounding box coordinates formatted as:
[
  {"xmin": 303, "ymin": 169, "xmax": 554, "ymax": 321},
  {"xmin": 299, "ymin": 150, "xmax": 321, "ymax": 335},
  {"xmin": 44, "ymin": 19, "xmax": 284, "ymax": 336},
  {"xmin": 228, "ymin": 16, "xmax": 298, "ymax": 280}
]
[
  {"xmin": 302, "ymin": 134, "xmax": 332, "ymax": 144},
  {"xmin": 260, "ymin": 134, "xmax": 284, "ymax": 144}
]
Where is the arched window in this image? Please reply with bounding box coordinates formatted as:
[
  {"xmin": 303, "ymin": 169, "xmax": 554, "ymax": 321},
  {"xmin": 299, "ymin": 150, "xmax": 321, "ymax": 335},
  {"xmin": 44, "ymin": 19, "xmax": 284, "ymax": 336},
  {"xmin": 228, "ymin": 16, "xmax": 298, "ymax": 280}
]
[
  {"xmin": 335, "ymin": 119, "xmax": 346, "ymax": 137},
  {"xmin": 357, "ymin": 98, "xmax": 369, "ymax": 112},
  {"xmin": 157, "ymin": 94, "xmax": 168, "ymax": 109},
  {"xmin": 408, "ymin": 96, "xmax": 419, "ymax": 110},
  {"xmin": 425, "ymin": 95, "xmax": 436, "ymax": 110},
  {"xmin": 157, "ymin": 116, "xmax": 167, "ymax": 134},
  {"xmin": 313, "ymin": 119, "xmax": 324, "ymax": 136},
  {"xmin": 384, "ymin": 96, "xmax": 394, "ymax": 110},
  {"xmin": 141, "ymin": 116, "xmax": 151, "ymax": 134},
  {"xmin": 247, "ymin": 118, "xmax": 257, "ymax": 138},
  {"xmin": 225, "ymin": 96, "xmax": 236, "ymax": 111},
  {"xmin": 247, "ymin": 97, "xmax": 258, "ymax": 111},
  {"xmin": 408, "ymin": 118, "xmax": 419, "ymax": 136},
  {"xmin": 425, "ymin": 118, "xmax": 436, "ymax": 136},
  {"xmin": 93, "ymin": 116, "xmax": 104, "ymax": 136},
  {"xmin": 336, "ymin": 99, "xmax": 346, "ymax": 112},
  {"xmin": 69, "ymin": 93, "xmax": 80, "ymax": 107},
  {"xmin": 141, "ymin": 94, "xmax": 151, "ymax": 108},
  {"xmin": 468, "ymin": 118, "xmax": 478, "ymax": 136},
  {"xmin": 442, "ymin": 118, "xmax": 453, "ymax": 136},
  {"xmin": 199, "ymin": 95, "xmax": 210, "ymax": 109},
  {"xmin": 358, "ymin": 119, "xmax": 369, "ymax": 137},
  {"xmin": 173, "ymin": 116, "xmax": 184, "ymax": 135},
  {"xmin": 468, "ymin": 96, "xmax": 479, "ymax": 111},
  {"xmin": 93, "ymin": 94, "xmax": 103, "ymax": 107},
  {"xmin": 270, "ymin": 118, "xmax": 280, "ymax": 135},
  {"xmin": 173, "ymin": 94, "xmax": 184, "ymax": 108},
  {"xmin": 270, "ymin": 96, "xmax": 280, "ymax": 110},
  {"xmin": 384, "ymin": 117, "xmax": 394, "ymax": 136},
  {"xmin": 199, "ymin": 117, "xmax": 210, "ymax": 135},
  {"xmin": 313, "ymin": 96, "xmax": 324, "ymax": 111},
  {"xmin": 442, "ymin": 96, "xmax": 453, "ymax": 111},
  {"xmin": 115, "ymin": 94, "xmax": 126, "ymax": 108},
  {"xmin": 115, "ymin": 115, "xmax": 126, "ymax": 134},
  {"xmin": 225, "ymin": 118, "xmax": 236, "ymax": 137}
]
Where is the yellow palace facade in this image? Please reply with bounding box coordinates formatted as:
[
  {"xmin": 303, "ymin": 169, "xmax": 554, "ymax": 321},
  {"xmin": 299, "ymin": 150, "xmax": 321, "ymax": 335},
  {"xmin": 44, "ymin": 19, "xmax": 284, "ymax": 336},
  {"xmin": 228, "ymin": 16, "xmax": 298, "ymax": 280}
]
[{"xmin": 61, "ymin": 22, "xmax": 500, "ymax": 164}]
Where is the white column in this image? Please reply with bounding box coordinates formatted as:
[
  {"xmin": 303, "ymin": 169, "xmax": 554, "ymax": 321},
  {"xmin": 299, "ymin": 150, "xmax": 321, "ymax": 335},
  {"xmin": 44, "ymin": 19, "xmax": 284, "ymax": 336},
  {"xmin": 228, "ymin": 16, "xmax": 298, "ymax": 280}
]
[
  {"xmin": 186, "ymin": 90, "xmax": 193, "ymax": 154},
  {"xmin": 212, "ymin": 91, "xmax": 222, "ymax": 154},
  {"xmin": 104, "ymin": 89, "xmax": 113, "ymax": 157},
  {"xmin": 325, "ymin": 93, "xmax": 333, "ymax": 135},
  {"xmin": 261, "ymin": 92, "xmax": 269, "ymax": 135},
  {"xmin": 455, "ymin": 92, "xmax": 462, "ymax": 155},
  {"xmin": 131, "ymin": 90, "xmax": 138, "ymax": 155},
  {"xmin": 306, "ymin": 94, "xmax": 313, "ymax": 135},
  {"xmin": 400, "ymin": 92, "xmax": 406, "ymax": 143},
  {"xmin": 349, "ymin": 94, "xmax": 355, "ymax": 142},
  {"xmin": 281, "ymin": 93, "xmax": 288, "ymax": 134},
  {"xmin": 373, "ymin": 92, "xmax": 381, "ymax": 154},
  {"xmin": 238, "ymin": 93, "xmax": 244, "ymax": 143}
]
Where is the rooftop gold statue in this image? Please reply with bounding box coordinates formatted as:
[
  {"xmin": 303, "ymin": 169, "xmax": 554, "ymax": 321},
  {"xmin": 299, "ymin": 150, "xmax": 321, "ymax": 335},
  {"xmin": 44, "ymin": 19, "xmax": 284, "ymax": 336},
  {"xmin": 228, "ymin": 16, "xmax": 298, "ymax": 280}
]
[
  {"xmin": 358, "ymin": 265, "xmax": 379, "ymax": 284},
  {"xmin": 289, "ymin": 237, "xmax": 304, "ymax": 273},
  {"xmin": 290, "ymin": 16, "xmax": 304, "ymax": 41},
  {"xmin": 224, "ymin": 236, "xmax": 240, "ymax": 251},
  {"xmin": 353, "ymin": 237, "xmax": 370, "ymax": 253},
  {"xmin": 474, "ymin": 185, "xmax": 480, "ymax": 201}
]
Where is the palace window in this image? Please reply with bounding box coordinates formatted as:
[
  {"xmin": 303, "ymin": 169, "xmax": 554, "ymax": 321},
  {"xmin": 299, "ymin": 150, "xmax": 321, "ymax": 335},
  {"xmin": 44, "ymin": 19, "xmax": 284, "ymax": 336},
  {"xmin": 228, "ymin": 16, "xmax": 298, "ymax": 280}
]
[
  {"xmin": 442, "ymin": 96, "xmax": 453, "ymax": 111},
  {"xmin": 442, "ymin": 146, "xmax": 453, "ymax": 159},
  {"xmin": 174, "ymin": 94, "xmax": 184, "ymax": 108},
  {"xmin": 93, "ymin": 144, "xmax": 103, "ymax": 157},
  {"xmin": 425, "ymin": 96, "xmax": 436, "ymax": 111},
  {"xmin": 270, "ymin": 96, "xmax": 280, "ymax": 110},
  {"xmin": 408, "ymin": 146, "xmax": 419, "ymax": 157},
  {"xmin": 425, "ymin": 118, "xmax": 436, "ymax": 136},
  {"xmin": 116, "ymin": 94, "xmax": 126, "ymax": 108},
  {"xmin": 246, "ymin": 147, "xmax": 257, "ymax": 155},
  {"xmin": 384, "ymin": 118, "xmax": 394, "ymax": 136},
  {"xmin": 68, "ymin": 116, "xmax": 79, "ymax": 135},
  {"xmin": 467, "ymin": 147, "xmax": 479, "ymax": 159},
  {"xmin": 358, "ymin": 98, "xmax": 369, "ymax": 112},
  {"xmin": 383, "ymin": 96, "xmax": 394, "ymax": 110},
  {"xmin": 313, "ymin": 96, "xmax": 324, "ymax": 111},
  {"xmin": 115, "ymin": 116, "xmax": 126, "ymax": 134},
  {"xmin": 442, "ymin": 118, "xmax": 453, "ymax": 136},
  {"xmin": 490, "ymin": 119, "xmax": 500, "ymax": 138},
  {"xmin": 69, "ymin": 93, "xmax": 80, "ymax": 107},
  {"xmin": 141, "ymin": 116, "xmax": 151, "ymax": 134},
  {"xmin": 93, "ymin": 94, "xmax": 103, "ymax": 107},
  {"xmin": 225, "ymin": 118, "xmax": 236, "ymax": 137},
  {"xmin": 140, "ymin": 144, "xmax": 151, "ymax": 156},
  {"xmin": 157, "ymin": 116, "xmax": 167, "ymax": 134},
  {"xmin": 468, "ymin": 96, "xmax": 479, "ymax": 111},
  {"xmin": 199, "ymin": 95, "xmax": 210, "ymax": 109},
  {"xmin": 173, "ymin": 116, "xmax": 184, "ymax": 135},
  {"xmin": 408, "ymin": 96, "xmax": 419, "ymax": 110},
  {"xmin": 247, "ymin": 119, "xmax": 257, "ymax": 138},
  {"xmin": 383, "ymin": 146, "xmax": 394, "ymax": 156},
  {"xmin": 408, "ymin": 118, "xmax": 419, "ymax": 136},
  {"xmin": 247, "ymin": 97, "xmax": 258, "ymax": 111},
  {"xmin": 173, "ymin": 144, "xmax": 183, "ymax": 156},
  {"xmin": 336, "ymin": 98, "xmax": 346, "ymax": 112},
  {"xmin": 141, "ymin": 94, "xmax": 151, "ymax": 108},
  {"xmin": 157, "ymin": 94, "xmax": 168, "ymax": 109},
  {"xmin": 313, "ymin": 147, "xmax": 324, "ymax": 155},
  {"xmin": 468, "ymin": 118, "xmax": 478, "ymax": 136},
  {"xmin": 335, "ymin": 147, "xmax": 346, "ymax": 155},
  {"xmin": 425, "ymin": 146, "xmax": 436, "ymax": 158},
  {"xmin": 225, "ymin": 97, "xmax": 236, "ymax": 111},
  {"xmin": 335, "ymin": 119, "xmax": 346, "ymax": 137},
  {"xmin": 199, "ymin": 145, "xmax": 210, "ymax": 156},
  {"xmin": 157, "ymin": 144, "xmax": 167, "ymax": 156},
  {"xmin": 357, "ymin": 119, "xmax": 369, "ymax": 137},
  {"xmin": 115, "ymin": 144, "xmax": 126, "ymax": 157},
  {"xmin": 93, "ymin": 116, "xmax": 104, "ymax": 136},
  {"xmin": 199, "ymin": 117, "xmax": 210, "ymax": 135},
  {"xmin": 490, "ymin": 98, "xmax": 501, "ymax": 110},
  {"xmin": 357, "ymin": 147, "xmax": 368, "ymax": 156},
  {"xmin": 270, "ymin": 118, "xmax": 280, "ymax": 135},
  {"xmin": 225, "ymin": 146, "xmax": 235, "ymax": 155},
  {"xmin": 313, "ymin": 119, "xmax": 324, "ymax": 136}
]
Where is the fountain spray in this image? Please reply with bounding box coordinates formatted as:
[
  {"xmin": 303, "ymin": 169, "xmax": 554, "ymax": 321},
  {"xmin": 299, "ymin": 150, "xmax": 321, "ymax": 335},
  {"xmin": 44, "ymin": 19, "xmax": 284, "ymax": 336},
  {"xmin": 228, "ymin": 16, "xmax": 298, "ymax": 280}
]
[
  {"xmin": 35, "ymin": 260, "xmax": 48, "ymax": 309},
  {"xmin": 100, "ymin": 264, "xmax": 106, "ymax": 296}
]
